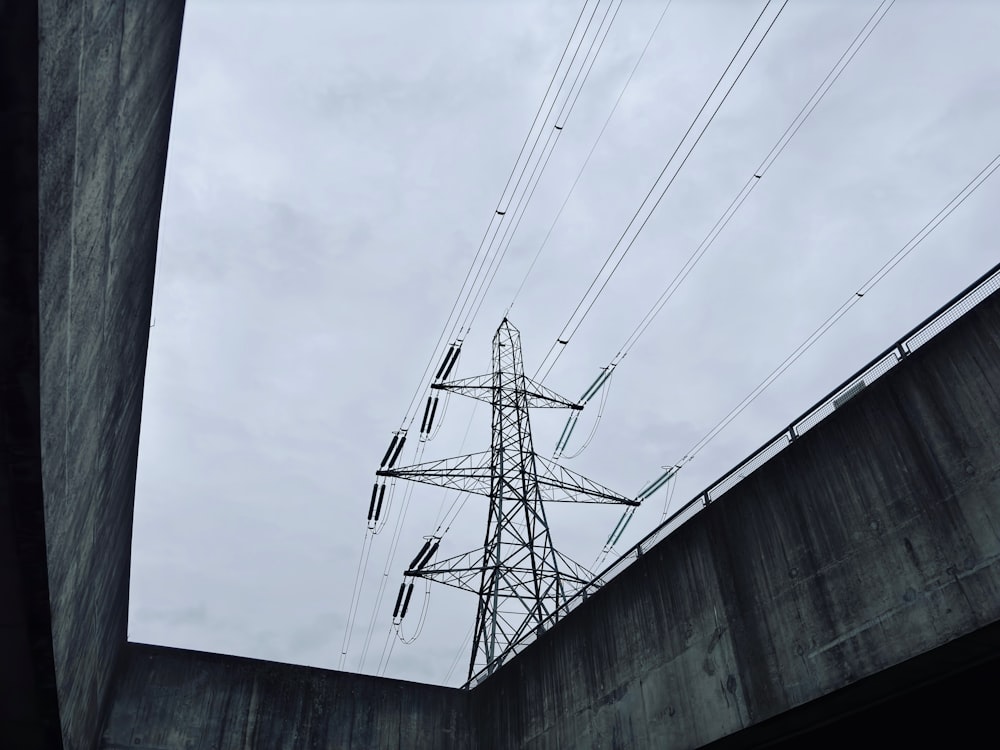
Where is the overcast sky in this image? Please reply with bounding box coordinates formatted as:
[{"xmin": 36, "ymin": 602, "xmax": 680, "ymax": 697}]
[{"xmin": 129, "ymin": 0, "xmax": 1000, "ymax": 687}]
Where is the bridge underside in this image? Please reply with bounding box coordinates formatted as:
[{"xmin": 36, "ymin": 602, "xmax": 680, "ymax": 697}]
[
  {"xmin": 707, "ymin": 615, "xmax": 1000, "ymax": 748},
  {"xmin": 3, "ymin": 4, "xmax": 1000, "ymax": 749}
]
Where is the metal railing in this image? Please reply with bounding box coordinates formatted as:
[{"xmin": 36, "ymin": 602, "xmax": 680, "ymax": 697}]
[{"xmin": 465, "ymin": 260, "xmax": 1000, "ymax": 688}]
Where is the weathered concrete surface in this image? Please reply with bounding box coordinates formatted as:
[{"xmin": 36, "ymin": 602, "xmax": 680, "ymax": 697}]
[
  {"xmin": 99, "ymin": 644, "xmax": 475, "ymax": 750},
  {"xmin": 471, "ymin": 288, "xmax": 1000, "ymax": 748},
  {"xmin": 1, "ymin": 2, "xmax": 184, "ymax": 749},
  {"xmin": 38, "ymin": 4, "xmax": 186, "ymax": 745}
]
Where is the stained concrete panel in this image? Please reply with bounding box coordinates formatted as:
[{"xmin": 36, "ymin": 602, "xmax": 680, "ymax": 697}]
[
  {"xmin": 99, "ymin": 644, "xmax": 474, "ymax": 750},
  {"xmin": 34, "ymin": 2, "xmax": 185, "ymax": 748},
  {"xmin": 472, "ymin": 287, "xmax": 1000, "ymax": 748}
]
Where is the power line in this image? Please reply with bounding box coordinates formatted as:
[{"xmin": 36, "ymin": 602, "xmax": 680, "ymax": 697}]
[
  {"xmin": 593, "ymin": 148, "xmax": 999, "ymax": 599},
  {"xmin": 463, "ymin": 0, "xmax": 625, "ymax": 334},
  {"xmin": 452, "ymin": 0, "xmax": 623, "ymax": 341},
  {"xmin": 677, "ymin": 149, "xmax": 1000, "ymax": 467},
  {"xmin": 514, "ymin": 0, "xmax": 893, "ymax": 470},
  {"xmin": 507, "ymin": 0, "xmax": 677, "ymax": 316},
  {"xmin": 396, "ymin": 0, "xmax": 615, "ymax": 430},
  {"xmin": 360, "ymin": 362, "xmax": 484, "ymax": 669},
  {"xmin": 611, "ymin": 0, "xmax": 896, "ymax": 367},
  {"xmin": 338, "ymin": 528, "xmax": 374, "ymax": 670},
  {"xmin": 359, "ymin": 398, "xmax": 483, "ymax": 669},
  {"xmin": 444, "ymin": 623, "xmax": 476, "ymax": 684},
  {"xmin": 534, "ymin": 0, "xmax": 790, "ymax": 383},
  {"xmin": 553, "ymin": 0, "xmax": 898, "ymax": 548},
  {"xmin": 356, "ymin": 444, "xmax": 426, "ymax": 671}
]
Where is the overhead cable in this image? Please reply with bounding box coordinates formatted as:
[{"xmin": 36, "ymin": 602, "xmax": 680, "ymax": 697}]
[
  {"xmin": 553, "ymin": 0, "xmax": 896, "ymax": 464},
  {"xmin": 609, "ymin": 0, "xmax": 896, "ymax": 367},
  {"xmin": 534, "ymin": 0, "xmax": 790, "ymax": 384},
  {"xmin": 594, "ymin": 127, "xmax": 995, "ymax": 579},
  {"xmin": 463, "ymin": 0, "xmax": 626, "ymax": 334},
  {"xmin": 677, "ymin": 149, "xmax": 1000, "ymax": 468},
  {"xmin": 338, "ymin": 528, "xmax": 375, "ymax": 670},
  {"xmin": 507, "ymin": 0, "xmax": 677, "ymax": 316},
  {"xmin": 395, "ymin": 0, "xmax": 617, "ymax": 432},
  {"xmin": 357, "ymin": 443, "xmax": 427, "ymax": 671}
]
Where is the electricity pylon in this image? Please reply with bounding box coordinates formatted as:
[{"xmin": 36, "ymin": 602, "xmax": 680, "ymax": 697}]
[{"xmin": 377, "ymin": 319, "xmax": 637, "ymax": 681}]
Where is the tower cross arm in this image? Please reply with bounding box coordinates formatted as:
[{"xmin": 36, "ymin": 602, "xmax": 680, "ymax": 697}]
[
  {"xmin": 376, "ymin": 451, "xmax": 492, "ymax": 496},
  {"xmin": 521, "ymin": 375, "xmax": 584, "ymax": 409},
  {"xmin": 407, "ymin": 547, "xmax": 596, "ymax": 596},
  {"xmin": 431, "ymin": 374, "xmax": 583, "ymax": 410},
  {"xmin": 533, "ymin": 454, "xmax": 639, "ymax": 506},
  {"xmin": 405, "ymin": 548, "xmax": 485, "ymax": 593},
  {"xmin": 429, "ymin": 374, "xmax": 494, "ymax": 406}
]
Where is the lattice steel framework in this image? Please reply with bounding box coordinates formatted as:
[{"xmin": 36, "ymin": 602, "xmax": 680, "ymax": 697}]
[{"xmin": 378, "ymin": 319, "xmax": 636, "ymax": 680}]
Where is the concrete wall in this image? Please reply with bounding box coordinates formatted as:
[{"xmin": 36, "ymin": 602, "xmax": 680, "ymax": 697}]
[
  {"xmin": 704, "ymin": 616, "xmax": 1000, "ymax": 748},
  {"xmin": 34, "ymin": 3, "xmax": 184, "ymax": 748},
  {"xmin": 99, "ymin": 644, "xmax": 474, "ymax": 750},
  {"xmin": 471, "ymin": 288, "xmax": 1000, "ymax": 748}
]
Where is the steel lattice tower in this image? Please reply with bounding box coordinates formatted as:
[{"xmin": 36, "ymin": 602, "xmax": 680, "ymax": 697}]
[{"xmin": 378, "ymin": 319, "xmax": 636, "ymax": 681}]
